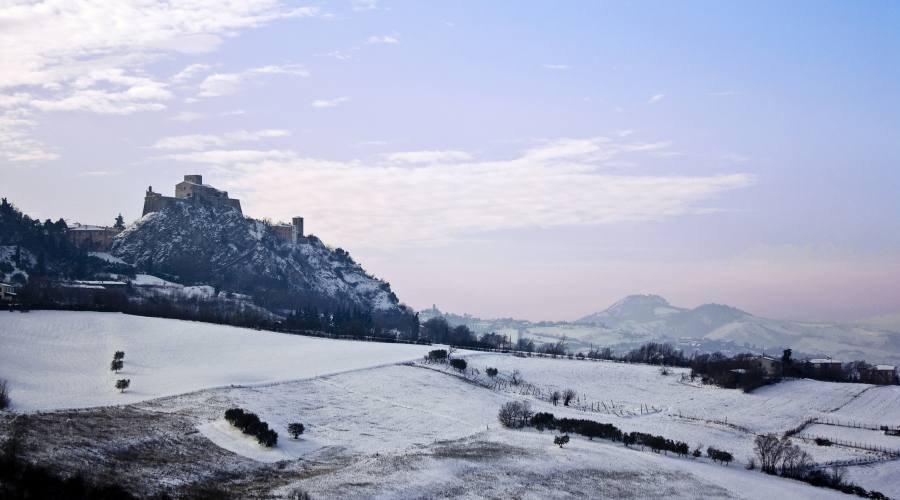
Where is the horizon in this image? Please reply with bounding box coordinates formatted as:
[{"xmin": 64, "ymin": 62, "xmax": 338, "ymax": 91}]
[{"xmin": 3, "ymin": 1, "xmax": 899, "ymax": 324}]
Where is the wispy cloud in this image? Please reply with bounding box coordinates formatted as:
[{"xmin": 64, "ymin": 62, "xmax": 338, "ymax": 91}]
[
  {"xmin": 197, "ymin": 64, "xmax": 309, "ymax": 98},
  {"xmin": 311, "ymin": 97, "xmax": 349, "ymax": 108},
  {"xmin": 169, "ymin": 111, "xmax": 205, "ymax": 122},
  {"xmin": 352, "ymin": 0, "xmax": 380, "ymax": 11},
  {"xmin": 366, "ymin": 34, "xmax": 400, "ymax": 44},
  {"xmin": 150, "ymin": 129, "xmax": 290, "ymax": 151},
  {"xmin": 648, "ymin": 94, "xmax": 665, "ymax": 104},
  {"xmin": 160, "ymin": 136, "xmax": 755, "ymax": 248},
  {"xmin": 383, "ymin": 150, "xmax": 473, "ymax": 164},
  {"xmin": 543, "ymin": 64, "xmax": 570, "ymax": 70}
]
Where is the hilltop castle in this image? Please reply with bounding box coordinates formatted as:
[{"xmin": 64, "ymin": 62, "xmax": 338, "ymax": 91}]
[
  {"xmin": 143, "ymin": 174, "xmax": 242, "ymax": 216},
  {"xmin": 141, "ymin": 175, "xmax": 304, "ymax": 244}
]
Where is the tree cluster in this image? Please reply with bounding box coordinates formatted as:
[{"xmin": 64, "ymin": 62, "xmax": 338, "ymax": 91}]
[
  {"xmin": 224, "ymin": 408, "xmax": 278, "ymax": 447},
  {"xmin": 425, "ymin": 349, "xmax": 448, "ymax": 363},
  {"xmin": 753, "ymin": 434, "xmax": 886, "ymax": 498},
  {"xmin": 287, "ymin": 423, "xmax": 305, "ymax": 439},
  {"xmin": 525, "ymin": 411, "xmax": 703, "ymax": 460},
  {"xmin": 0, "ymin": 380, "xmax": 9, "ymax": 410},
  {"xmin": 497, "ymin": 401, "xmax": 533, "ymax": 428},
  {"xmin": 705, "ymin": 447, "xmax": 734, "ymax": 465},
  {"xmin": 689, "ymin": 352, "xmax": 773, "ymax": 392},
  {"xmin": 449, "ymin": 358, "xmax": 467, "ymax": 371}
]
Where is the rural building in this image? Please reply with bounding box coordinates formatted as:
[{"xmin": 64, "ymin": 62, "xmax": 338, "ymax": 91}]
[
  {"xmin": 67, "ymin": 223, "xmax": 122, "ymax": 251},
  {"xmin": 0, "ymin": 282, "xmax": 18, "ymax": 303},
  {"xmin": 754, "ymin": 355, "xmax": 782, "ymax": 377},
  {"xmin": 808, "ymin": 358, "xmax": 843, "ymax": 377},
  {"xmin": 865, "ymin": 365, "xmax": 898, "ymax": 385}
]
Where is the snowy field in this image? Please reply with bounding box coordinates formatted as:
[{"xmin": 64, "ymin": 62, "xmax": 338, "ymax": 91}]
[
  {"xmin": 2, "ymin": 311, "xmax": 898, "ymax": 498},
  {"xmin": 0, "ymin": 311, "xmax": 432, "ymax": 411}
]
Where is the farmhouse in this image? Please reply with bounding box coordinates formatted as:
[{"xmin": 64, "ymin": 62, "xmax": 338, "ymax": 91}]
[
  {"xmin": 754, "ymin": 355, "xmax": 781, "ymax": 377},
  {"xmin": 0, "ymin": 282, "xmax": 18, "ymax": 303},
  {"xmin": 865, "ymin": 365, "xmax": 898, "ymax": 385}
]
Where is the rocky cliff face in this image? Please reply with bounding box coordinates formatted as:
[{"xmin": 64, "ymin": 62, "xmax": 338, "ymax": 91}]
[{"xmin": 111, "ymin": 202, "xmax": 404, "ymax": 315}]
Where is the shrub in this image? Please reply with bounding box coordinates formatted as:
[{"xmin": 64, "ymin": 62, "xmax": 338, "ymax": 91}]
[
  {"xmin": 115, "ymin": 379, "xmax": 130, "ymax": 393},
  {"xmin": 707, "ymin": 447, "xmax": 733, "ymax": 465},
  {"xmin": 0, "ymin": 380, "xmax": 9, "ymax": 410},
  {"xmin": 288, "ymin": 423, "xmax": 305, "ymax": 439},
  {"xmin": 449, "ymin": 358, "xmax": 467, "ymax": 371},
  {"xmin": 531, "ymin": 412, "xmax": 556, "ymax": 431},
  {"xmin": 554, "ymin": 435, "xmax": 570, "ymax": 448},
  {"xmin": 497, "ymin": 401, "xmax": 532, "ymax": 428},
  {"xmin": 814, "ymin": 437, "xmax": 832, "ymax": 447},
  {"xmin": 224, "ymin": 407, "xmax": 278, "ymax": 447},
  {"xmin": 426, "ymin": 349, "xmax": 448, "ymax": 362},
  {"xmin": 485, "ymin": 367, "xmax": 499, "ymax": 378}
]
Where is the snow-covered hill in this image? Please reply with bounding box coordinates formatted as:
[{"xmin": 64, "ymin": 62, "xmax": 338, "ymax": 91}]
[
  {"xmin": 575, "ymin": 295, "xmax": 900, "ymax": 363},
  {"xmin": 111, "ymin": 202, "xmax": 404, "ymax": 315},
  {"xmin": 0, "ymin": 311, "xmax": 432, "ymax": 411}
]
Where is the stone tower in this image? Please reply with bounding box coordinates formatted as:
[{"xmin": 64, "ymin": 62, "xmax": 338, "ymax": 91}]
[{"xmin": 291, "ymin": 217, "xmax": 304, "ymax": 244}]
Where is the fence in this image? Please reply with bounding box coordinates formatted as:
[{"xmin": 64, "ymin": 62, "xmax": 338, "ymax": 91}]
[{"xmin": 795, "ymin": 433, "xmax": 900, "ymax": 457}]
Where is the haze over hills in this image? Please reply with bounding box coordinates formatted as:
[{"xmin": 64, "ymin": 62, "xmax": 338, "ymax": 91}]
[{"xmin": 423, "ymin": 294, "xmax": 900, "ymax": 365}]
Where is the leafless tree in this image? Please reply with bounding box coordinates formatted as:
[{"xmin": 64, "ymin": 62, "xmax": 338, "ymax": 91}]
[
  {"xmin": 562, "ymin": 388, "xmax": 577, "ymax": 406},
  {"xmin": 550, "ymin": 390, "xmax": 561, "ymax": 406}
]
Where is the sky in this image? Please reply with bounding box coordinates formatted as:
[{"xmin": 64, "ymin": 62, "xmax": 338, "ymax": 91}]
[{"xmin": 2, "ymin": 0, "xmax": 899, "ymax": 323}]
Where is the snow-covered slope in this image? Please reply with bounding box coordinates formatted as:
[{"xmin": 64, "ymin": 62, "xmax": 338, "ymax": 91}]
[
  {"xmin": 111, "ymin": 202, "xmax": 403, "ymax": 314},
  {"xmin": 0, "ymin": 311, "xmax": 432, "ymax": 411}
]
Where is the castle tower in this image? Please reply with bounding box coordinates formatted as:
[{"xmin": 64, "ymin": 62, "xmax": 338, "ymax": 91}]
[
  {"xmin": 292, "ymin": 217, "xmax": 304, "ymax": 244},
  {"xmin": 183, "ymin": 174, "xmax": 202, "ymax": 185}
]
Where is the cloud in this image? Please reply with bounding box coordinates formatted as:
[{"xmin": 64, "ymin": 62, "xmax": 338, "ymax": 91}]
[
  {"xmin": 196, "ymin": 64, "xmax": 309, "ymax": 98},
  {"xmin": 311, "ymin": 97, "xmax": 350, "ymax": 108},
  {"xmin": 383, "ymin": 150, "xmax": 473, "ymax": 164},
  {"xmin": 160, "ymin": 136, "xmax": 755, "ymax": 248},
  {"xmin": 352, "ymin": 0, "xmax": 380, "ymax": 11},
  {"xmin": 366, "ymin": 34, "xmax": 400, "ymax": 44},
  {"xmin": 648, "ymin": 94, "xmax": 665, "ymax": 104},
  {"xmin": 0, "ymin": 109, "xmax": 59, "ymax": 162},
  {"xmin": 0, "ymin": 1, "xmax": 321, "ymax": 161},
  {"xmin": 171, "ymin": 64, "xmax": 212, "ymax": 84},
  {"xmin": 170, "ymin": 111, "xmax": 205, "ymax": 122},
  {"xmin": 543, "ymin": 64, "xmax": 570, "ymax": 70},
  {"xmin": 150, "ymin": 129, "xmax": 290, "ymax": 150}
]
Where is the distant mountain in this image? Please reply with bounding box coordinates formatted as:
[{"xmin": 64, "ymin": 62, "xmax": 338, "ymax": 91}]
[
  {"xmin": 423, "ymin": 295, "xmax": 900, "ymax": 364},
  {"xmin": 111, "ymin": 201, "xmax": 407, "ymax": 317}
]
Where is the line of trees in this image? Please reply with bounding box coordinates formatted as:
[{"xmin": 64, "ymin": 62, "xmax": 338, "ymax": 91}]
[
  {"xmin": 502, "ymin": 405, "xmax": 725, "ymax": 463},
  {"xmin": 223, "ymin": 408, "xmax": 278, "ymax": 447}
]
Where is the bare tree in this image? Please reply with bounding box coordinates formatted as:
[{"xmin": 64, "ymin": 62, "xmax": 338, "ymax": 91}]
[
  {"xmin": 497, "ymin": 401, "xmax": 532, "ymax": 428},
  {"xmin": 754, "ymin": 434, "xmax": 786, "ymax": 474},
  {"xmin": 562, "ymin": 388, "xmax": 577, "ymax": 406},
  {"xmin": 510, "ymin": 370, "xmax": 523, "ymax": 386},
  {"xmin": 550, "ymin": 390, "xmax": 561, "ymax": 406}
]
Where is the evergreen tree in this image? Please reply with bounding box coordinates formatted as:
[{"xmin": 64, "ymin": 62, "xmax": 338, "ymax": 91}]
[{"xmin": 114, "ymin": 214, "xmax": 125, "ymax": 230}]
